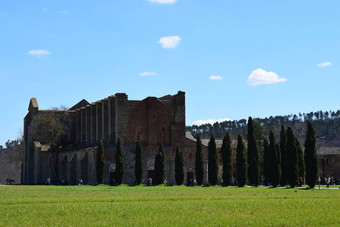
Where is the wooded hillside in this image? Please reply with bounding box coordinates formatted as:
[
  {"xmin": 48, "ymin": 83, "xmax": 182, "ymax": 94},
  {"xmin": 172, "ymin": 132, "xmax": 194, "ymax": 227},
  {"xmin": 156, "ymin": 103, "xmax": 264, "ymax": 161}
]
[{"xmin": 187, "ymin": 110, "xmax": 340, "ymax": 146}]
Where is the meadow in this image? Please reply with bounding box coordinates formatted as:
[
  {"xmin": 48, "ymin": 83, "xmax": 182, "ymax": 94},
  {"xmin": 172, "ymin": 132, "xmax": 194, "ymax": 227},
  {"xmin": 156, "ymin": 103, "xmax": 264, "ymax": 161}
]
[{"xmin": 0, "ymin": 185, "xmax": 339, "ymax": 226}]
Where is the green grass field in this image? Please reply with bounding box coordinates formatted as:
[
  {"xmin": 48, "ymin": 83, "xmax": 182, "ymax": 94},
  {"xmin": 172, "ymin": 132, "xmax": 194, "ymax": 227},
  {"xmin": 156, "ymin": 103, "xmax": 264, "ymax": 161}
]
[{"xmin": 0, "ymin": 185, "xmax": 339, "ymax": 226}]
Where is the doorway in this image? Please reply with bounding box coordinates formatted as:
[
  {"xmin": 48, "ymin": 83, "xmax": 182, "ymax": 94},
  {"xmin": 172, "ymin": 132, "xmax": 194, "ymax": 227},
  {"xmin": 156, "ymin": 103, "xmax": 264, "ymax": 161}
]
[{"xmin": 187, "ymin": 172, "xmax": 194, "ymax": 186}]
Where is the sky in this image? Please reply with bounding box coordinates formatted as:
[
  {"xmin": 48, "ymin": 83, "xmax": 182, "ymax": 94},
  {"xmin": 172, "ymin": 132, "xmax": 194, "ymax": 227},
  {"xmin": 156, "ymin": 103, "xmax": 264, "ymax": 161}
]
[{"xmin": 1, "ymin": 0, "xmax": 340, "ymax": 146}]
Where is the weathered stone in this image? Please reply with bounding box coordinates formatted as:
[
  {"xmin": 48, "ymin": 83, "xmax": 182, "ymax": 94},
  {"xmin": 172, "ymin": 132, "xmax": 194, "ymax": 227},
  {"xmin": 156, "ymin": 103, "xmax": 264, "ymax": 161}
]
[{"xmin": 22, "ymin": 91, "xmax": 208, "ymax": 185}]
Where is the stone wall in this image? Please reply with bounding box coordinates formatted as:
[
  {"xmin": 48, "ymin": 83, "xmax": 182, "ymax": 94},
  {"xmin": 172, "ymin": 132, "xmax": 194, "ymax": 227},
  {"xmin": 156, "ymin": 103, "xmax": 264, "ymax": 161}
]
[
  {"xmin": 23, "ymin": 91, "xmax": 201, "ymax": 185},
  {"xmin": 319, "ymin": 154, "xmax": 340, "ymax": 178}
]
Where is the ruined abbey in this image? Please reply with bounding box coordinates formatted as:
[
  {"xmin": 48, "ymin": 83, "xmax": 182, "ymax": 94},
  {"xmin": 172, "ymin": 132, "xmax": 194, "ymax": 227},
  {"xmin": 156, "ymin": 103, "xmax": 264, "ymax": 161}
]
[{"xmin": 22, "ymin": 91, "xmax": 207, "ymax": 185}]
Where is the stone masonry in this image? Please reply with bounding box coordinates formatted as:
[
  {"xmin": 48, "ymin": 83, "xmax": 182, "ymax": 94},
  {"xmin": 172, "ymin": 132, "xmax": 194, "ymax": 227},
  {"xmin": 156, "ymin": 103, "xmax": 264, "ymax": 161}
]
[{"xmin": 23, "ymin": 91, "xmax": 207, "ymax": 185}]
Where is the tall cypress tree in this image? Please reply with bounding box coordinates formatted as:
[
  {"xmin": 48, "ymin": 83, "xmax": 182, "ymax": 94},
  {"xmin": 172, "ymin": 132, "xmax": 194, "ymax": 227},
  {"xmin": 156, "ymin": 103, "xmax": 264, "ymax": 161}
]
[
  {"xmin": 115, "ymin": 138, "xmax": 124, "ymax": 185},
  {"xmin": 154, "ymin": 144, "xmax": 165, "ymax": 185},
  {"xmin": 296, "ymin": 138, "xmax": 305, "ymax": 179},
  {"xmin": 263, "ymin": 138, "xmax": 270, "ymax": 184},
  {"xmin": 96, "ymin": 137, "xmax": 105, "ymax": 184},
  {"xmin": 286, "ymin": 127, "xmax": 298, "ymax": 188},
  {"xmin": 195, "ymin": 135, "xmax": 204, "ymax": 185},
  {"xmin": 276, "ymin": 143, "xmax": 282, "ymax": 183},
  {"xmin": 175, "ymin": 146, "xmax": 184, "ymax": 185},
  {"xmin": 208, "ymin": 135, "xmax": 218, "ymax": 185},
  {"xmin": 304, "ymin": 121, "xmax": 318, "ymax": 188},
  {"xmin": 236, "ymin": 135, "xmax": 247, "ymax": 187},
  {"xmin": 221, "ymin": 132, "xmax": 232, "ymax": 186},
  {"xmin": 269, "ymin": 131, "xmax": 280, "ymax": 187},
  {"xmin": 134, "ymin": 140, "xmax": 143, "ymax": 185},
  {"xmin": 280, "ymin": 125, "xmax": 288, "ymax": 186},
  {"xmin": 247, "ymin": 117, "xmax": 259, "ymax": 186}
]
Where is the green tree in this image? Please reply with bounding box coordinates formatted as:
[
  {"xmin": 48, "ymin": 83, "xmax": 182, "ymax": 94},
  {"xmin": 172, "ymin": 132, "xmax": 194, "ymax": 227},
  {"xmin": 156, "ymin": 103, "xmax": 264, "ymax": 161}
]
[
  {"xmin": 296, "ymin": 138, "xmax": 305, "ymax": 179},
  {"xmin": 175, "ymin": 146, "xmax": 185, "ymax": 185},
  {"xmin": 236, "ymin": 135, "xmax": 247, "ymax": 187},
  {"xmin": 304, "ymin": 121, "xmax": 318, "ymax": 188},
  {"xmin": 195, "ymin": 135, "xmax": 204, "ymax": 185},
  {"xmin": 269, "ymin": 131, "xmax": 280, "ymax": 187},
  {"xmin": 134, "ymin": 140, "xmax": 143, "ymax": 185},
  {"xmin": 154, "ymin": 144, "xmax": 165, "ymax": 185},
  {"xmin": 96, "ymin": 138, "xmax": 105, "ymax": 184},
  {"xmin": 221, "ymin": 132, "xmax": 232, "ymax": 186},
  {"xmin": 6, "ymin": 136, "xmax": 24, "ymax": 169},
  {"xmin": 280, "ymin": 125, "xmax": 288, "ymax": 186},
  {"xmin": 263, "ymin": 138, "xmax": 270, "ymax": 184},
  {"xmin": 208, "ymin": 135, "xmax": 218, "ymax": 185},
  {"xmin": 115, "ymin": 138, "xmax": 124, "ymax": 185},
  {"xmin": 247, "ymin": 117, "xmax": 259, "ymax": 186},
  {"xmin": 276, "ymin": 143, "xmax": 282, "ymax": 181},
  {"xmin": 286, "ymin": 127, "xmax": 298, "ymax": 188}
]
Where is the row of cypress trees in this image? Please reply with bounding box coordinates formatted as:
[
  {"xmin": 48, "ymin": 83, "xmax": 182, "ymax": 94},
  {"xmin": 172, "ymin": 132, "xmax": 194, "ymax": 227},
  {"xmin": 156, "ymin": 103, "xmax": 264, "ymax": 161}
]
[
  {"xmin": 96, "ymin": 138, "xmax": 187, "ymax": 185},
  {"xmin": 195, "ymin": 119, "xmax": 318, "ymax": 188},
  {"xmin": 96, "ymin": 120, "xmax": 318, "ymax": 188},
  {"xmin": 264, "ymin": 123, "xmax": 316, "ymax": 188}
]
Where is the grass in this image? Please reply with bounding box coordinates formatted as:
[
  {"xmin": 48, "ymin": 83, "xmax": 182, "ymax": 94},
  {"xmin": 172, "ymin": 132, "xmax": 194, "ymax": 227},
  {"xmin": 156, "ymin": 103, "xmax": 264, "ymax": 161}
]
[{"xmin": 0, "ymin": 185, "xmax": 339, "ymax": 226}]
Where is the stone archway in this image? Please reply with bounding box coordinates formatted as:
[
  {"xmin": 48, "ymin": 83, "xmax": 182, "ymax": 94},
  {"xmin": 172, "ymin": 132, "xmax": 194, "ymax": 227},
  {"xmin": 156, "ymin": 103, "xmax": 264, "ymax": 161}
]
[
  {"xmin": 146, "ymin": 158, "xmax": 155, "ymax": 185},
  {"xmin": 69, "ymin": 154, "xmax": 77, "ymax": 185},
  {"xmin": 109, "ymin": 163, "xmax": 116, "ymax": 185},
  {"xmin": 60, "ymin": 155, "xmax": 67, "ymax": 184},
  {"xmin": 187, "ymin": 171, "xmax": 194, "ymax": 186},
  {"xmin": 80, "ymin": 153, "xmax": 88, "ymax": 184}
]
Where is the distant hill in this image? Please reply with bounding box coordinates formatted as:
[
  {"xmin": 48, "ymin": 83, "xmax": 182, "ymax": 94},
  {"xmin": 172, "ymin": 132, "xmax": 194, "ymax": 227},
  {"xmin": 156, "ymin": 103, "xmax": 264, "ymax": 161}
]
[{"xmin": 186, "ymin": 110, "xmax": 340, "ymax": 147}]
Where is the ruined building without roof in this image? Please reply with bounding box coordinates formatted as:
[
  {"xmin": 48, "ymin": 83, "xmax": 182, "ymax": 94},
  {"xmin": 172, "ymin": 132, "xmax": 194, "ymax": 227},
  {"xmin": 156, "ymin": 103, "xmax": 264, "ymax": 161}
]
[{"xmin": 23, "ymin": 91, "xmax": 208, "ymax": 185}]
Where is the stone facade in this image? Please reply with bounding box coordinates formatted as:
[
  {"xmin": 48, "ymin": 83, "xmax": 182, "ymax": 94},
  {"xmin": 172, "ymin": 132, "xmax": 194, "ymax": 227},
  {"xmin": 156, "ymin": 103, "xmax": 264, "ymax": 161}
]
[
  {"xmin": 318, "ymin": 147, "xmax": 340, "ymax": 178},
  {"xmin": 23, "ymin": 91, "xmax": 206, "ymax": 185}
]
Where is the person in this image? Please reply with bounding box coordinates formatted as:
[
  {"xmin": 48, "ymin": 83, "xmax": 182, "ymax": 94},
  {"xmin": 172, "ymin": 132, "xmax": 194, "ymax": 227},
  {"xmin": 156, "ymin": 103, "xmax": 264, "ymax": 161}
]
[
  {"xmin": 78, "ymin": 178, "xmax": 83, "ymax": 185},
  {"xmin": 45, "ymin": 178, "xmax": 51, "ymax": 185},
  {"xmin": 331, "ymin": 177, "xmax": 335, "ymax": 186},
  {"xmin": 148, "ymin": 177, "xmax": 152, "ymax": 186},
  {"xmin": 163, "ymin": 179, "xmax": 167, "ymax": 186},
  {"xmin": 326, "ymin": 176, "xmax": 331, "ymax": 188}
]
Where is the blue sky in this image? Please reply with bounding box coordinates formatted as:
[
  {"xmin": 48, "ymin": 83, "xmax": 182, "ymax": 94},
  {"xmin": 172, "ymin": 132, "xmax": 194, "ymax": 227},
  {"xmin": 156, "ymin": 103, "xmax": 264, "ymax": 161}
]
[{"xmin": 1, "ymin": 0, "xmax": 339, "ymax": 146}]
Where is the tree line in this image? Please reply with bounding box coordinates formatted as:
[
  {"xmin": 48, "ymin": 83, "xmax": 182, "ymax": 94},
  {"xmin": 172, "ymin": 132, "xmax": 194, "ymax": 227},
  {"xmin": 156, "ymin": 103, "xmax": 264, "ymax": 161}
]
[{"xmin": 97, "ymin": 118, "xmax": 318, "ymax": 188}]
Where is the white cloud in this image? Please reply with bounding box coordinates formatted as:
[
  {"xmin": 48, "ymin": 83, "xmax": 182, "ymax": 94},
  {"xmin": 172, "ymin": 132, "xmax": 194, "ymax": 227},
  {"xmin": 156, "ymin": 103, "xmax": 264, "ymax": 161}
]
[
  {"xmin": 209, "ymin": 75, "xmax": 223, "ymax": 80},
  {"xmin": 317, "ymin": 61, "xmax": 331, "ymax": 67},
  {"xmin": 148, "ymin": 0, "xmax": 177, "ymax": 4},
  {"xmin": 159, "ymin": 36, "xmax": 181, "ymax": 48},
  {"xmin": 192, "ymin": 118, "xmax": 232, "ymax": 126},
  {"xmin": 139, "ymin": 72, "xmax": 157, "ymax": 76},
  {"xmin": 247, "ymin": 68, "xmax": 287, "ymax": 86},
  {"xmin": 43, "ymin": 8, "xmax": 48, "ymax": 12},
  {"xmin": 27, "ymin": 49, "xmax": 50, "ymax": 57}
]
